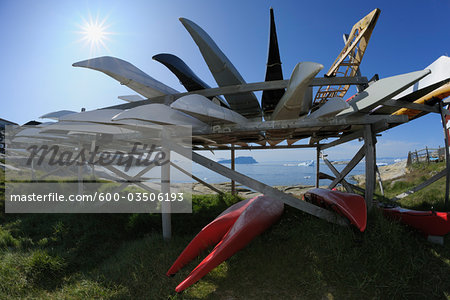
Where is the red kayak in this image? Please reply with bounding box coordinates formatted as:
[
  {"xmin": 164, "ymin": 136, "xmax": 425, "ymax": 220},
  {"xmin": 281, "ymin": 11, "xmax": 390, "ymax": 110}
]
[
  {"xmin": 168, "ymin": 195, "xmax": 284, "ymax": 293},
  {"xmin": 379, "ymin": 204, "xmax": 450, "ymax": 236},
  {"xmin": 303, "ymin": 188, "xmax": 367, "ymax": 232},
  {"xmin": 166, "ymin": 198, "xmax": 253, "ymax": 276}
]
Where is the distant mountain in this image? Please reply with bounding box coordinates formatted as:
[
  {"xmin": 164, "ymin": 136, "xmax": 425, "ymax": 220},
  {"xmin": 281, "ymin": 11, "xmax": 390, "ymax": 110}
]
[{"xmin": 218, "ymin": 156, "xmax": 257, "ymax": 164}]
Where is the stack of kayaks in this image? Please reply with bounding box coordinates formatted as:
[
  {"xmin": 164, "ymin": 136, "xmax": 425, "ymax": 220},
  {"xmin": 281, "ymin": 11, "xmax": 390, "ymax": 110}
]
[
  {"xmin": 303, "ymin": 188, "xmax": 367, "ymax": 232},
  {"xmin": 379, "ymin": 203, "xmax": 450, "ymax": 236},
  {"xmin": 167, "ymin": 195, "xmax": 284, "ymax": 293}
]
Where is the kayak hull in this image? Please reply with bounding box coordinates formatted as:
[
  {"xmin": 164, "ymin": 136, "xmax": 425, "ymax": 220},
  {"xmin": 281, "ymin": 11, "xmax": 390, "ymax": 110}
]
[
  {"xmin": 170, "ymin": 195, "xmax": 284, "ymax": 293},
  {"xmin": 380, "ymin": 205, "xmax": 450, "ymax": 236},
  {"xmin": 304, "ymin": 188, "xmax": 367, "ymax": 232}
]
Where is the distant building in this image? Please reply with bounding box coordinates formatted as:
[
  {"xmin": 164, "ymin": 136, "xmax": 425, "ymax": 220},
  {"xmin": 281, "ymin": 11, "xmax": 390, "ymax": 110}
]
[{"xmin": 0, "ymin": 118, "xmax": 18, "ymax": 154}]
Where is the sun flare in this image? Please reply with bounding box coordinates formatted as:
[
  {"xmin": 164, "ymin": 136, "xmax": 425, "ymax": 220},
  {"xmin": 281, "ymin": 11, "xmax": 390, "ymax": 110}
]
[{"xmin": 76, "ymin": 14, "xmax": 113, "ymax": 55}]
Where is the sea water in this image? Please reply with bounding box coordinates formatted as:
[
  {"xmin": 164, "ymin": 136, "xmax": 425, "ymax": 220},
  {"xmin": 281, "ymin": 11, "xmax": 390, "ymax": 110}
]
[{"xmin": 191, "ymin": 158, "xmax": 403, "ymax": 187}]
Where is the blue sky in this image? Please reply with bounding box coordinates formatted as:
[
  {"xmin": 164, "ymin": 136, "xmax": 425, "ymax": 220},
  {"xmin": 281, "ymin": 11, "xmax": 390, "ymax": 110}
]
[{"xmin": 1, "ymin": 0, "xmax": 449, "ymax": 161}]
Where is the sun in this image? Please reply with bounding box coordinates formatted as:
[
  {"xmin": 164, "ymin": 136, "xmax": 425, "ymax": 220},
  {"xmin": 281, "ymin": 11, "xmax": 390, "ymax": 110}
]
[{"xmin": 76, "ymin": 14, "xmax": 113, "ymax": 55}]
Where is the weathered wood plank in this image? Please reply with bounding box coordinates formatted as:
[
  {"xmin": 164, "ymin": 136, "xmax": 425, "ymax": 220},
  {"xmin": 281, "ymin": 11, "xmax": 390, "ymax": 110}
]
[
  {"xmin": 382, "ymin": 99, "xmax": 442, "ymax": 114},
  {"xmin": 164, "ymin": 139, "xmax": 348, "ymax": 226},
  {"xmin": 328, "ymin": 146, "xmax": 366, "ymax": 189},
  {"xmin": 391, "ymin": 169, "xmax": 447, "ymax": 201},
  {"xmin": 364, "ymin": 125, "xmax": 376, "ymax": 210},
  {"xmin": 170, "ymin": 162, "xmax": 224, "ymax": 195},
  {"xmin": 321, "ymin": 120, "xmax": 390, "ymax": 150},
  {"xmin": 439, "ymin": 102, "xmax": 450, "ymax": 209},
  {"xmin": 102, "ymin": 77, "xmax": 369, "ymax": 111},
  {"xmin": 323, "ymin": 157, "xmax": 354, "ymax": 193}
]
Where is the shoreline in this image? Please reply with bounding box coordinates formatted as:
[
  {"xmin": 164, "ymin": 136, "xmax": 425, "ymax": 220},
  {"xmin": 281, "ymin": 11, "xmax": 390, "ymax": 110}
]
[
  {"xmin": 183, "ymin": 159, "xmax": 408, "ymax": 196},
  {"xmin": 351, "ymin": 159, "xmax": 407, "ymax": 186}
]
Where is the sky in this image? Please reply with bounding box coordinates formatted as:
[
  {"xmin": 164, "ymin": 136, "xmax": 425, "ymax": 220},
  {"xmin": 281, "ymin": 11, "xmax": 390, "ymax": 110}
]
[{"xmin": 1, "ymin": 0, "xmax": 449, "ymax": 161}]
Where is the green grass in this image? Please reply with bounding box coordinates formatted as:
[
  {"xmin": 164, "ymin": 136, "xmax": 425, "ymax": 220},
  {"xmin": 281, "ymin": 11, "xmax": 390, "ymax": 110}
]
[
  {"xmin": 0, "ymin": 166, "xmax": 449, "ymax": 299},
  {"xmin": 375, "ymin": 161, "xmax": 448, "ymax": 211}
]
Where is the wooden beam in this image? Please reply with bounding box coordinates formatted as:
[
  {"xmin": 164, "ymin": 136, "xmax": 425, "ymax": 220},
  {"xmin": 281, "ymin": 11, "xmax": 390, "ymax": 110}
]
[
  {"xmin": 161, "ymin": 147, "xmax": 171, "ymax": 241},
  {"xmin": 318, "ymin": 172, "xmax": 366, "ymax": 194},
  {"xmin": 390, "ymin": 169, "xmax": 447, "ymax": 201},
  {"xmin": 382, "ymin": 99, "xmax": 442, "ymax": 114},
  {"xmin": 323, "ymin": 157, "xmax": 354, "ymax": 193},
  {"xmin": 231, "ymin": 146, "xmax": 236, "ymax": 196},
  {"xmin": 320, "ymin": 121, "xmax": 389, "ymax": 150},
  {"xmin": 164, "ymin": 139, "xmax": 348, "ymax": 226},
  {"xmin": 364, "ymin": 125, "xmax": 376, "ymax": 210},
  {"xmin": 439, "ymin": 102, "xmax": 450, "ymax": 209},
  {"xmin": 170, "ymin": 162, "xmax": 224, "ymax": 195},
  {"xmin": 192, "ymin": 152, "xmax": 348, "ymax": 226},
  {"xmin": 102, "ymin": 77, "xmax": 368, "ymax": 111},
  {"xmin": 375, "ymin": 166, "xmax": 384, "ymax": 196},
  {"xmin": 203, "ymin": 115, "xmax": 408, "ymax": 135},
  {"xmin": 328, "ymin": 146, "xmax": 366, "ymax": 190},
  {"xmin": 193, "ymin": 143, "xmax": 317, "ymax": 151},
  {"xmin": 315, "ymin": 147, "xmax": 320, "ymax": 188}
]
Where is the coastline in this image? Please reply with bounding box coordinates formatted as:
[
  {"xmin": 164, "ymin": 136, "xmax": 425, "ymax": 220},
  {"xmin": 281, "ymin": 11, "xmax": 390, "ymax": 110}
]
[
  {"xmin": 351, "ymin": 159, "xmax": 407, "ymax": 185},
  {"xmin": 183, "ymin": 159, "xmax": 407, "ymax": 197}
]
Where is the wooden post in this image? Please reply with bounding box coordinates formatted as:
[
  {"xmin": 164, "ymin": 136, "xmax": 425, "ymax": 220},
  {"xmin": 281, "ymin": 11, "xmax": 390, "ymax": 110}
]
[
  {"xmin": 439, "ymin": 102, "xmax": 449, "ymax": 209},
  {"xmin": 161, "ymin": 130, "xmax": 171, "ymax": 241},
  {"xmin": 364, "ymin": 125, "xmax": 376, "ymax": 210},
  {"xmin": 162, "ymin": 138, "xmax": 349, "ymax": 226},
  {"xmin": 231, "ymin": 145, "xmax": 236, "ymax": 195},
  {"xmin": 407, "ymin": 151, "xmax": 412, "ymax": 166},
  {"xmin": 31, "ymin": 158, "xmax": 36, "ymax": 181},
  {"xmin": 315, "ymin": 147, "xmax": 320, "ymax": 188},
  {"xmin": 426, "ymin": 146, "xmax": 430, "ymax": 164},
  {"xmin": 375, "ymin": 166, "xmax": 384, "ymax": 196},
  {"xmin": 77, "ymin": 142, "xmax": 83, "ymax": 195}
]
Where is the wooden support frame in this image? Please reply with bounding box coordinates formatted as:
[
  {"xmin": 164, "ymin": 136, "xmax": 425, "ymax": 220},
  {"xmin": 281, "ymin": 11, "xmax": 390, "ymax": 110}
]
[
  {"xmin": 231, "ymin": 146, "xmax": 236, "ymax": 195},
  {"xmin": 323, "ymin": 157, "xmax": 354, "ymax": 193},
  {"xmin": 315, "ymin": 147, "xmax": 320, "ymax": 188},
  {"xmin": 161, "ymin": 131, "xmax": 171, "ymax": 240},
  {"xmin": 103, "ymin": 77, "xmax": 369, "ymax": 111},
  {"xmin": 102, "ymin": 164, "xmax": 159, "ymax": 194},
  {"xmin": 164, "ymin": 139, "xmax": 348, "ymax": 226},
  {"xmin": 170, "ymin": 162, "xmax": 224, "ymax": 195},
  {"xmin": 318, "ymin": 172, "xmax": 366, "ymax": 194},
  {"xmin": 327, "ymin": 146, "xmax": 366, "ymax": 190},
  {"xmin": 375, "ymin": 166, "xmax": 384, "ymax": 196},
  {"xmin": 439, "ymin": 102, "xmax": 450, "ymax": 209},
  {"xmin": 364, "ymin": 125, "xmax": 377, "ymax": 210},
  {"xmin": 320, "ymin": 120, "xmax": 390, "ymax": 150}
]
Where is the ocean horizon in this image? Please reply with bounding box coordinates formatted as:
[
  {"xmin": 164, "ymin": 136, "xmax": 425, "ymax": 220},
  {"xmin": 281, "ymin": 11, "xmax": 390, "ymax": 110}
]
[{"xmin": 191, "ymin": 157, "xmax": 405, "ymax": 187}]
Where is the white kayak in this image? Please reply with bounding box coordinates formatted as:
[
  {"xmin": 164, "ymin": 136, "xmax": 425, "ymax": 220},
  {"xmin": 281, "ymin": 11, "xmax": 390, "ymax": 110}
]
[
  {"xmin": 179, "ymin": 18, "xmax": 261, "ymax": 119},
  {"xmin": 112, "ymin": 103, "xmax": 207, "ymax": 128},
  {"xmin": 337, "ymin": 69, "xmax": 430, "ymax": 116},
  {"xmin": 307, "ymin": 97, "xmax": 349, "ymax": 119},
  {"xmin": 73, "ymin": 56, "xmax": 178, "ymax": 98},
  {"xmin": 170, "ymin": 94, "xmax": 248, "ymax": 124},
  {"xmin": 40, "ymin": 110, "xmax": 77, "ymax": 120},
  {"xmin": 271, "ymin": 62, "xmax": 323, "ymax": 120}
]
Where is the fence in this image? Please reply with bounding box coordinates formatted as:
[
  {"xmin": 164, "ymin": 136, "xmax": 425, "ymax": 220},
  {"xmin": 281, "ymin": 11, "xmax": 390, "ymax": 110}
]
[{"xmin": 407, "ymin": 146, "xmax": 446, "ymax": 166}]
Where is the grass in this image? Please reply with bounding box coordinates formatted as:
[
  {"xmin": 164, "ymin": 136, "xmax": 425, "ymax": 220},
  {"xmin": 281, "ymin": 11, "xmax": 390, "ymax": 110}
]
[
  {"xmin": 0, "ymin": 164, "xmax": 449, "ymax": 299},
  {"xmin": 375, "ymin": 161, "xmax": 448, "ymax": 211}
]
